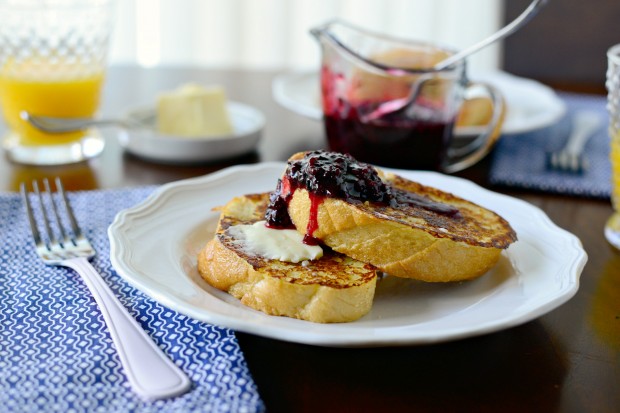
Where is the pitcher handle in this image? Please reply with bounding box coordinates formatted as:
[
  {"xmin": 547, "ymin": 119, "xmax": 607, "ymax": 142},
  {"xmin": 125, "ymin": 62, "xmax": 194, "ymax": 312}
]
[{"xmin": 444, "ymin": 82, "xmax": 505, "ymax": 173}]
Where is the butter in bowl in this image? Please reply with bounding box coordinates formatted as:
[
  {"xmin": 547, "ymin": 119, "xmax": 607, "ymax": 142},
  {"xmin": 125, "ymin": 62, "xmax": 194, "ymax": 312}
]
[{"xmin": 120, "ymin": 83, "xmax": 265, "ymax": 163}]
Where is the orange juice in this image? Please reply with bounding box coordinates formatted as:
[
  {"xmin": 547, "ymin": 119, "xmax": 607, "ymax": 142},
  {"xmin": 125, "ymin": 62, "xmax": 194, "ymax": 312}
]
[
  {"xmin": 611, "ymin": 131, "xmax": 620, "ymax": 211},
  {"xmin": 0, "ymin": 63, "xmax": 104, "ymax": 146}
]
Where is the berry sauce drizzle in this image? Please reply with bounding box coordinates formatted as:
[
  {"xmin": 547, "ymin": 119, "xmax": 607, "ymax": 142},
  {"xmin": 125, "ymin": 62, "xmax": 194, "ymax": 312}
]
[{"xmin": 265, "ymin": 150, "xmax": 460, "ymax": 245}]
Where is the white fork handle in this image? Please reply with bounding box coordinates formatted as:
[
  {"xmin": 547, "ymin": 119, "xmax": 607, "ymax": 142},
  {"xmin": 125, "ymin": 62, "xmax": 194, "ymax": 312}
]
[
  {"xmin": 565, "ymin": 111, "xmax": 602, "ymax": 154},
  {"xmin": 64, "ymin": 257, "xmax": 191, "ymax": 400}
]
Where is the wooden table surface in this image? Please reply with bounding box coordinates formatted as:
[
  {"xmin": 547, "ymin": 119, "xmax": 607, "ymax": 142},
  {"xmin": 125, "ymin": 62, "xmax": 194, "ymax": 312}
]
[{"xmin": 1, "ymin": 66, "xmax": 618, "ymax": 413}]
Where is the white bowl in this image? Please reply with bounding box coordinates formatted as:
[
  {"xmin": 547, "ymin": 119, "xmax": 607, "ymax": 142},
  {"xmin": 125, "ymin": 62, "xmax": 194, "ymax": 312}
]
[{"xmin": 118, "ymin": 101, "xmax": 265, "ymax": 163}]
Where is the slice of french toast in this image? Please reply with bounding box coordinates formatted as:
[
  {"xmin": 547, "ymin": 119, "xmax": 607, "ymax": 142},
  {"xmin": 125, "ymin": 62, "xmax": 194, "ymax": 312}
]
[
  {"xmin": 197, "ymin": 192, "xmax": 377, "ymax": 323},
  {"xmin": 270, "ymin": 151, "xmax": 517, "ymax": 282}
]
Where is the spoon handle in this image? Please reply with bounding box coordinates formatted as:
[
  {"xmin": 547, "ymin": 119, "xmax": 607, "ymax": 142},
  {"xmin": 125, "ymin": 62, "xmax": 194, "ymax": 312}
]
[
  {"xmin": 434, "ymin": 0, "xmax": 548, "ymax": 71},
  {"xmin": 21, "ymin": 111, "xmax": 133, "ymax": 133}
]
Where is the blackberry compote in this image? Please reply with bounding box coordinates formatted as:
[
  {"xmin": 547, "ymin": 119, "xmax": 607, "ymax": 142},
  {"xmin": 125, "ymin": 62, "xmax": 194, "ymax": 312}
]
[{"xmin": 265, "ymin": 150, "xmax": 459, "ymax": 244}]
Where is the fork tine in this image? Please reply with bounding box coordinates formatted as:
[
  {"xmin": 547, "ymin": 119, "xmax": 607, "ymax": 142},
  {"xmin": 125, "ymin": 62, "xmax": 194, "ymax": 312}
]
[
  {"xmin": 55, "ymin": 177, "xmax": 83, "ymax": 244},
  {"xmin": 33, "ymin": 179, "xmax": 59, "ymax": 249},
  {"xmin": 20, "ymin": 182, "xmax": 44, "ymax": 247},
  {"xmin": 44, "ymin": 178, "xmax": 69, "ymax": 244},
  {"xmin": 22, "ymin": 178, "xmax": 94, "ymax": 263}
]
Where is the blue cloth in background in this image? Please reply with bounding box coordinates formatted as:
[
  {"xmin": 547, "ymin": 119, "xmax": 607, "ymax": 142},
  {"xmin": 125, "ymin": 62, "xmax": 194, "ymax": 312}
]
[{"xmin": 489, "ymin": 93, "xmax": 611, "ymax": 199}]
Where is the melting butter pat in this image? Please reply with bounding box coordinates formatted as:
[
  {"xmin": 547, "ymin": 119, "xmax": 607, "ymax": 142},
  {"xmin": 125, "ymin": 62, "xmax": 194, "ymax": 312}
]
[
  {"xmin": 228, "ymin": 221, "xmax": 323, "ymax": 263},
  {"xmin": 156, "ymin": 83, "xmax": 234, "ymax": 137}
]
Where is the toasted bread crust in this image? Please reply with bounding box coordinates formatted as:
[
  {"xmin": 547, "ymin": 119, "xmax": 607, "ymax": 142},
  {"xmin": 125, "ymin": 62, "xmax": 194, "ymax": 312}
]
[
  {"xmin": 286, "ymin": 171, "xmax": 515, "ymax": 282},
  {"xmin": 373, "ymin": 174, "xmax": 515, "ymax": 249},
  {"xmin": 197, "ymin": 193, "xmax": 377, "ymax": 323}
]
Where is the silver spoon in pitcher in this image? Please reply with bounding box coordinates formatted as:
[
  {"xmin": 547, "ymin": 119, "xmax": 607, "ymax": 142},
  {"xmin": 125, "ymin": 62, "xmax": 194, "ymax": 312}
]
[
  {"xmin": 364, "ymin": 0, "xmax": 548, "ymax": 122},
  {"xmin": 433, "ymin": 0, "xmax": 548, "ymax": 71}
]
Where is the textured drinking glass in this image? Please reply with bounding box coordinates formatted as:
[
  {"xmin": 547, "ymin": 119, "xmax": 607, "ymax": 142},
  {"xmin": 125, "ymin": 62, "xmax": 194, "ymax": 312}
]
[
  {"xmin": 606, "ymin": 44, "xmax": 620, "ymax": 249},
  {"xmin": 0, "ymin": 0, "xmax": 113, "ymax": 165}
]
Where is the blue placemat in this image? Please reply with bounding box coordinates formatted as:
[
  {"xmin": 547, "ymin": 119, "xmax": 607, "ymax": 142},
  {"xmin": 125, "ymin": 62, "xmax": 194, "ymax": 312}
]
[
  {"xmin": 489, "ymin": 93, "xmax": 612, "ymax": 198},
  {"xmin": 0, "ymin": 187, "xmax": 264, "ymax": 413}
]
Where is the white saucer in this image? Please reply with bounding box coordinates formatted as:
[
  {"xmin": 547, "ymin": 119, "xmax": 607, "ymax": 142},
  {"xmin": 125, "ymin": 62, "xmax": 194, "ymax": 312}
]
[
  {"xmin": 272, "ymin": 70, "xmax": 567, "ymax": 136},
  {"xmin": 118, "ymin": 101, "xmax": 265, "ymax": 164}
]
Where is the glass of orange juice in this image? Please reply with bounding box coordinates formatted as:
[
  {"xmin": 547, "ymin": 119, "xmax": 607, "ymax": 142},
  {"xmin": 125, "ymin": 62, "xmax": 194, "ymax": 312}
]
[
  {"xmin": 0, "ymin": 0, "xmax": 113, "ymax": 165},
  {"xmin": 605, "ymin": 44, "xmax": 620, "ymax": 249}
]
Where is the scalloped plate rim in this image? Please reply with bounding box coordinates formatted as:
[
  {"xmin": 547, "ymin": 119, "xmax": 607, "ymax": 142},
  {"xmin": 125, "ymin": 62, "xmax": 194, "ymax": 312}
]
[{"xmin": 108, "ymin": 163, "xmax": 586, "ymax": 347}]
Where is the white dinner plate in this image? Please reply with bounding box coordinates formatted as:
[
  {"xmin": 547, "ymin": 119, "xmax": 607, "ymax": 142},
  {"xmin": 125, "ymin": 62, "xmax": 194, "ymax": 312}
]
[
  {"xmin": 272, "ymin": 70, "xmax": 567, "ymax": 136},
  {"xmin": 118, "ymin": 101, "xmax": 265, "ymax": 164},
  {"xmin": 108, "ymin": 163, "xmax": 586, "ymax": 347}
]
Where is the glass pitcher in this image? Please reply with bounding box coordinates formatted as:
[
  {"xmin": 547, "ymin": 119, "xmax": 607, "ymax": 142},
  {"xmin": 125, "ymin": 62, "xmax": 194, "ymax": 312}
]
[{"xmin": 311, "ymin": 20, "xmax": 504, "ymax": 173}]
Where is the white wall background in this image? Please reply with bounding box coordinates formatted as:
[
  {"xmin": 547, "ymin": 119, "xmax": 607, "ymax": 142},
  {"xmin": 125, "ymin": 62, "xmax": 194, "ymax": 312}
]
[{"xmin": 109, "ymin": 0, "xmax": 504, "ymax": 73}]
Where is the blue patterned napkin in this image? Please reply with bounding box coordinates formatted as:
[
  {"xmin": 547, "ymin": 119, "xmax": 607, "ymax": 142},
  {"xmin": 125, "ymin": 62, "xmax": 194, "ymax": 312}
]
[
  {"xmin": 0, "ymin": 187, "xmax": 264, "ymax": 413},
  {"xmin": 489, "ymin": 93, "xmax": 611, "ymax": 198}
]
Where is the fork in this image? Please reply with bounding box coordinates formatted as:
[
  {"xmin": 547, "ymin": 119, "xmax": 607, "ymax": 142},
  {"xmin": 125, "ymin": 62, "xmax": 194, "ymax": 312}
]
[
  {"xmin": 546, "ymin": 110, "xmax": 602, "ymax": 173},
  {"xmin": 21, "ymin": 178, "xmax": 191, "ymax": 400}
]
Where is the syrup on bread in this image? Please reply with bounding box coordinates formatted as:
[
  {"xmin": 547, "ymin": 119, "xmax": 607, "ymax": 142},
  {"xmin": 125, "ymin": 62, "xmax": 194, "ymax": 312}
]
[{"xmin": 268, "ymin": 151, "xmax": 517, "ymax": 282}]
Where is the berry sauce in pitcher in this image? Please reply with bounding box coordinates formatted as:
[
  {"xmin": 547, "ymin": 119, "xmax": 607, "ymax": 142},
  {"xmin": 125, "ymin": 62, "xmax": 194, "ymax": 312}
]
[{"xmin": 320, "ymin": 65, "xmax": 456, "ymax": 171}]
